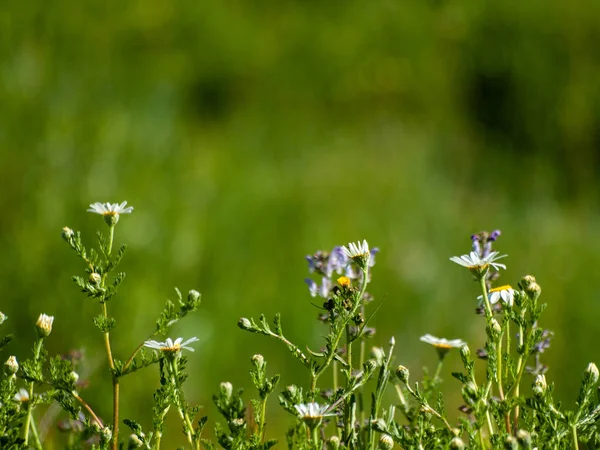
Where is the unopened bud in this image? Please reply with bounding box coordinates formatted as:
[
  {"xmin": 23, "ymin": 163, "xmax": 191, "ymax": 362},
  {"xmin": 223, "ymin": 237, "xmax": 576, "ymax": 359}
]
[
  {"xmin": 238, "ymin": 317, "xmax": 253, "ymax": 331},
  {"xmin": 231, "ymin": 418, "xmax": 245, "ymax": 430},
  {"xmin": 252, "ymin": 354, "xmax": 265, "ymax": 370},
  {"xmin": 533, "ymin": 374, "xmax": 547, "ymax": 397},
  {"xmin": 61, "ymin": 227, "xmax": 75, "ymax": 241},
  {"xmin": 465, "ymin": 381, "xmax": 478, "ymax": 398},
  {"xmin": 364, "ymin": 359, "xmax": 378, "ymax": 373},
  {"xmin": 89, "ymin": 272, "xmax": 102, "ymax": 285},
  {"xmin": 69, "ymin": 371, "xmax": 80, "ymax": 385},
  {"xmin": 220, "ymin": 382, "xmax": 233, "ymax": 399},
  {"xmin": 128, "ymin": 434, "xmax": 144, "ymax": 449},
  {"xmin": 5, "ymin": 355, "xmax": 18, "ymax": 375},
  {"xmin": 516, "ymin": 429, "xmax": 531, "ymax": 447},
  {"xmin": 395, "ymin": 365, "xmax": 409, "ymax": 383},
  {"xmin": 585, "ymin": 362, "xmax": 599, "ymax": 385},
  {"xmin": 101, "ymin": 427, "xmax": 112, "ymax": 442},
  {"xmin": 504, "ymin": 435, "xmax": 518, "ymax": 450},
  {"xmin": 326, "ymin": 436, "xmax": 341, "ymax": 450},
  {"xmin": 36, "ymin": 313, "xmax": 54, "ymax": 338},
  {"xmin": 378, "ymin": 434, "xmax": 394, "ymax": 450},
  {"xmin": 0, "ymin": 312, "xmax": 6, "ymax": 325},
  {"xmin": 490, "ymin": 318, "xmax": 501, "ymax": 334},
  {"xmin": 450, "ymin": 437, "xmax": 465, "ymax": 449},
  {"xmin": 460, "ymin": 345, "xmax": 470, "ymax": 360},
  {"xmin": 188, "ymin": 290, "xmax": 201, "ymax": 303},
  {"xmin": 389, "ymin": 336, "xmax": 395, "ymax": 346}
]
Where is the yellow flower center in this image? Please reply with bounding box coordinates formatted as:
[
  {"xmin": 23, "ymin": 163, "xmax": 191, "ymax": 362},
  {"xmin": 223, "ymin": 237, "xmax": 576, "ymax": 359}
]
[
  {"xmin": 433, "ymin": 342, "xmax": 452, "ymax": 349},
  {"xmin": 489, "ymin": 285, "xmax": 512, "ymax": 293},
  {"xmin": 337, "ymin": 276, "xmax": 351, "ymax": 287}
]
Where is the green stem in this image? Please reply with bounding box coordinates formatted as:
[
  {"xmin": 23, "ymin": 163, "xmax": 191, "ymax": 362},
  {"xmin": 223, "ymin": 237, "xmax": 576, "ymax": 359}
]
[
  {"xmin": 311, "ymin": 426, "xmax": 319, "ymax": 450},
  {"xmin": 433, "ymin": 359, "xmax": 444, "ymax": 384},
  {"xmin": 258, "ymin": 397, "xmax": 267, "ymax": 442},
  {"xmin": 169, "ymin": 358, "xmax": 197, "ymax": 448},
  {"xmin": 477, "ymin": 275, "xmax": 495, "ymax": 440},
  {"xmin": 23, "ymin": 339, "xmax": 44, "ymax": 445},
  {"xmin": 29, "ymin": 416, "xmax": 43, "ymax": 450},
  {"xmin": 572, "ymin": 424, "xmax": 579, "ymax": 450}
]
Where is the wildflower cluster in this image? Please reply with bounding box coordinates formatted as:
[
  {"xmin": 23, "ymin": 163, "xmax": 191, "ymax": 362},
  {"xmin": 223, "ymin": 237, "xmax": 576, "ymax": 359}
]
[{"xmin": 2, "ymin": 205, "xmax": 600, "ymax": 449}]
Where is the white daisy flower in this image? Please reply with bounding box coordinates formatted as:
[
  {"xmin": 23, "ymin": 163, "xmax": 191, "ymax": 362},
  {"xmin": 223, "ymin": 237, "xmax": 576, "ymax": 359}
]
[
  {"xmin": 143, "ymin": 337, "xmax": 199, "ymax": 353},
  {"xmin": 88, "ymin": 201, "xmax": 134, "ymax": 225},
  {"xmin": 342, "ymin": 240, "xmax": 370, "ymax": 259},
  {"xmin": 294, "ymin": 402, "xmax": 335, "ymax": 419},
  {"xmin": 14, "ymin": 388, "xmax": 30, "ymax": 402},
  {"xmin": 420, "ymin": 334, "xmax": 466, "ymax": 350},
  {"xmin": 449, "ymin": 251, "xmax": 507, "ymax": 271},
  {"xmin": 478, "ymin": 285, "xmax": 515, "ymax": 307}
]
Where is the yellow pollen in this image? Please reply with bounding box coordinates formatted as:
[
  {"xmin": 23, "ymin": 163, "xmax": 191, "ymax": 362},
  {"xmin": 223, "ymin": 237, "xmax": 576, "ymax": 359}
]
[
  {"xmin": 489, "ymin": 285, "xmax": 512, "ymax": 293},
  {"xmin": 337, "ymin": 276, "xmax": 351, "ymax": 287},
  {"xmin": 434, "ymin": 343, "xmax": 452, "ymax": 349}
]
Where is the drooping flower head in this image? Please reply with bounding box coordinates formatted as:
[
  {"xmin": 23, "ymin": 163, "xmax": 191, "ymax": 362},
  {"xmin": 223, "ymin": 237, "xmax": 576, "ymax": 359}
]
[{"xmin": 88, "ymin": 201, "xmax": 134, "ymax": 226}]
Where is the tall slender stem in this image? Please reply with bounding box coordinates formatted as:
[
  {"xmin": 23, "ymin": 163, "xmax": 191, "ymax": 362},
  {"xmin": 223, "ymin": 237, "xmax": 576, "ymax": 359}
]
[{"xmin": 23, "ymin": 339, "xmax": 43, "ymax": 446}]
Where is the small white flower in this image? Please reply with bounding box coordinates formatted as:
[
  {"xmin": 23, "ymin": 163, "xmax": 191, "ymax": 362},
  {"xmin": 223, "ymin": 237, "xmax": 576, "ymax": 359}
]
[
  {"xmin": 88, "ymin": 201, "xmax": 134, "ymax": 225},
  {"xmin": 342, "ymin": 240, "xmax": 370, "ymax": 259},
  {"xmin": 88, "ymin": 201, "xmax": 134, "ymax": 216},
  {"xmin": 449, "ymin": 251, "xmax": 507, "ymax": 271},
  {"xmin": 143, "ymin": 337, "xmax": 199, "ymax": 353},
  {"xmin": 14, "ymin": 388, "xmax": 30, "ymax": 402},
  {"xmin": 420, "ymin": 334, "xmax": 466, "ymax": 350},
  {"xmin": 478, "ymin": 285, "xmax": 514, "ymax": 307},
  {"xmin": 294, "ymin": 402, "xmax": 335, "ymax": 419}
]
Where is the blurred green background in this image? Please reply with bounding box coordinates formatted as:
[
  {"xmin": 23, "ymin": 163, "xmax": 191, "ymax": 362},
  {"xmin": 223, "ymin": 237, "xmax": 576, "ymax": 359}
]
[{"xmin": 2, "ymin": 0, "xmax": 600, "ymax": 446}]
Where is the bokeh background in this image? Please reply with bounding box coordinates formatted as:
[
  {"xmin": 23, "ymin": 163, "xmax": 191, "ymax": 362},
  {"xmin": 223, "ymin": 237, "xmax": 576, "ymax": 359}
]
[{"xmin": 2, "ymin": 0, "xmax": 600, "ymax": 446}]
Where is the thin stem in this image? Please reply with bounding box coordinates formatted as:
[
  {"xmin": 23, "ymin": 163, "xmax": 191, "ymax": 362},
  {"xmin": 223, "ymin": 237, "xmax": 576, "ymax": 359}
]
[
  {"xmin": 433, "ymin": 360, "xmax": 444, "ymax": 384},
  {"xmin": 572, "ymin": 424, "xmax": 579, "ymax": 450},
  {"xmin": 72, "ymin": 392, "xmax": 104, "ymax": 427},
  {"xmin": 311, "ymin": 426, "xmax": 319, "ymax": 450},
  {"xmin": 477, "ymin": 275, "xmax": 495, "ymax": 440},
  {"xmin": 29, "ymin": 419, "xmax": 43, "ymax": 450},
  {"xmin": 168, "ymin": 357, "xmax": 197, "ymax": 448},
  {"xmin": 23, "ymin": 339, "xmax": 44, "ymax": 445},
  {"xmin": 258, "ymin": 397, "xmax": 267, "ymax": 442}
]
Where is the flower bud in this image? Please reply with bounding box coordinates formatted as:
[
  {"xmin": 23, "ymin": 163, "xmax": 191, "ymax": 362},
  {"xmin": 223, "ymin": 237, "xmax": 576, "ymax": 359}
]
[
  {"xmin": 395, "ymin": 365, "xmax": 409, "ymax": 384},
  {"xmin": 585, "ymin": 362, "xmax": 599, "ymax": 385},
  {"xmin": 61, "ymin": 227, "xmax": 75, "ymax": 242},
  {"xmin": 533, "ymin": 374, "xmax": 547, "ymax": 397},
  {"xmin": 364, "ymin": 359, "xmax": 378, "ymax": 373},
  {"xmin": 231, "ymin": 418, "xmax": 245, "ymax": 430},
  {"xmin": 490, "ymin": 318, "xmax": 501, "ymax": 334},
  {"xmin": 504, "ymin": 435, "xmax": 518, "ymax": 450},
  {"xmin": 69, "ymin": 371, "xmax": 80, "ymax": 385},
  {"xmin": 220, "ymin": 382, "xmax": 233, "ymax": 399},
  {"xmin": 4, "ymin": 356, "xmax": 18, "ymax": 375},
  {"xmin": 0, "ymin": 312, "xmax": 6, "ymax": 325},
  {"xmin": 101, "ymin": 427, "xmax": 112, "ymax": 442},
  {"xmin": 128, "ymin": 434, "xmax": 144, "ymax": 449},
  {"xmin": 389, "ymin": 336, "xmax": 395, "ymax": 346},
  {"xmin": 237, "ymin": 317, "xmax": 253, "ymax": 331},
  {"xmin": 252, "ymin": 354, "xmax": 265, "ymax": 370},
  {"xmin": 89, "ymin": 272, "xmax": 102, "ymax": 285},
  {"xmin": 516, "ymin": 429, "xmax": 531, "ymax": 447},
  {"xmin": 450, "ymin": 437, "xmax": 465, "ymax": 449},
  {"xmin": 465, "ymin": 381, "xmax": 478, "ymax": 398},
  {"xmin": 460, "ymin": 345, "xmax": 470, "ymax": 360},
  {"xmin": 188, "ymin": 290, "xmax": 201, "ymax": 303},
  {"xmin": 326, "ymin": 436, "xmax": 341, "ymax": 450},
  {"xmin": 378, "ymin": 434, "xmax": 394, "ymax": 450},
  {"xmin": 36, "ymin": 313, "xmax": 54, "ymax": 338}
]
